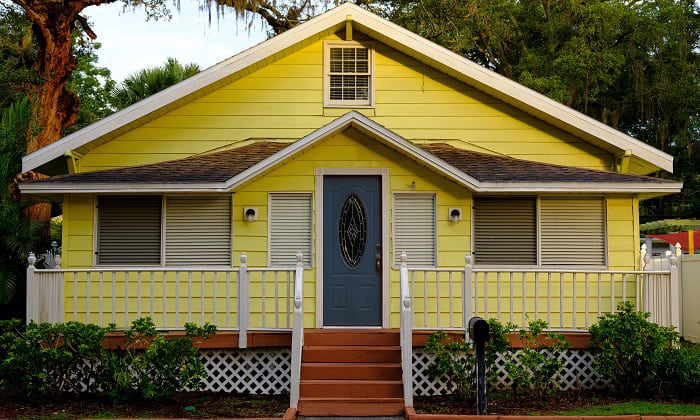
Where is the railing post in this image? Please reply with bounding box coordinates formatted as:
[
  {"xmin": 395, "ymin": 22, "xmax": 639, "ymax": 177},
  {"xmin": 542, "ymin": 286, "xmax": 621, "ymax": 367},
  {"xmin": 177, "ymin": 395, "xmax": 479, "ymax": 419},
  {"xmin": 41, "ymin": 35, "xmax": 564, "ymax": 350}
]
[
  {"xmin": 26, "ymin": 253, "xmax": 37, "ymax": 324},
  {"xmin": 290, "ymin": 251, "xmax": 304, "ymax": 409},
  {"xmin": 399, "ymin": 251, "xmax": 414, "ymax": 407},
  {"xmin": 669, "ymin": 243, "xmax": 681, "ymax": 330},
  {"xmin": 238, "ymin": 253, "xmax": 249, "ymax": 349},
  {"xmin": 463, "ymin": 253, "xmax": 473, "ymax": 341}
]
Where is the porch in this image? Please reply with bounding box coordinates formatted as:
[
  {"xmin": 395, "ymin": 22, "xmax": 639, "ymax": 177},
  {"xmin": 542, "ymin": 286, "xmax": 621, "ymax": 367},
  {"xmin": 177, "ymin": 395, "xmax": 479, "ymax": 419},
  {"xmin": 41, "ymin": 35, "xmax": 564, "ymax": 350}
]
[
  {"xmin": 25, "ymin": 247, "xmax": 680, "ymax": 415},
  {"xmin": 26, "ymin": 247, "xmax": 680, "ymax": 334}
]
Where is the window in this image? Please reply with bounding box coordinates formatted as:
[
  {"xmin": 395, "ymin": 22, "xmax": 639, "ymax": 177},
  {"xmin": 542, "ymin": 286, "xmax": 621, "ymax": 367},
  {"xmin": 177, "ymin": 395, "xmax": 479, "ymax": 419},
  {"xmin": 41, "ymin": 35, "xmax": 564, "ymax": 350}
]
[
  {"xmin": 473, "ymin": 196, "xmax": 606, "ymax": 266},
  {"xmin": 269, "ymin": 193, "xmax": 313, "ymax": 267},
  {"xmin": 97, "ymin": 195, "xmax": 232, "ymax": 266},
  {"xmin": 165, "ymin": 196, "xmax": 232, "ymax": 266},
  {"xmin": 97, "ymin": 196, "xmax": 162, "ymax": 265},
  {"xmin": 393, "ymin": 193, "xmax": 436, "ymax": 267},
  {"xmin": 324, "ymin": 42, "xmax": 373, "ymax": 107}
]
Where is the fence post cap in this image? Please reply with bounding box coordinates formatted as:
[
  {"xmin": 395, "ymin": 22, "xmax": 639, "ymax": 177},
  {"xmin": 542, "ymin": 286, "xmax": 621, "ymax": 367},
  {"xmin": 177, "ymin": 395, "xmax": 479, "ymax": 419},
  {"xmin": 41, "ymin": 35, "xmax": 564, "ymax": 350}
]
[{"xmin": 27, "ymin": 252, "xmax": 36, "ymax": 267}]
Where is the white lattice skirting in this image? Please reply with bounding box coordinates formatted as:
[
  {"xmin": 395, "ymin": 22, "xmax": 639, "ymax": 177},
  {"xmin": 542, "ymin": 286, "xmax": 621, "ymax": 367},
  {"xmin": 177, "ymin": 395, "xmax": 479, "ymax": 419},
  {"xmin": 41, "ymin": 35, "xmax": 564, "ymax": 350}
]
[
  {"xmin": 200, "ymin": 349, "xmax": 292, "ymax": 394},
  {"xmin": 412, "ymin": 349, "xmax": 610, "ymax": 396},
  {"xmin": 196, "ymin": 348, "xmax": 609, "ymax": 395}
]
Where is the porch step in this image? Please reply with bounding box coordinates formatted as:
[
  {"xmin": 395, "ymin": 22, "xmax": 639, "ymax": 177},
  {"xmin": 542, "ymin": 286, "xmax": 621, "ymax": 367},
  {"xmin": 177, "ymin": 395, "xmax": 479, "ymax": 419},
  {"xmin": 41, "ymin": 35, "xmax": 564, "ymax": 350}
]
[
  {"xmin": 300, "ymin": 379, "xmax": 403, "ymax": 398},
  {"xmin": 302, "ymin": 345, "xmax": 401, "ymax": 363},
  {"xmin": 301, "ymin": 362, "xmax": 402, "ymax": 380},
  {"xmin": 297, "ymin": 330, "xmax": 405, "ymax": 417},
  {"xmin": 296, "ymin": 398, "xmax": 405, "ymax": 417}
]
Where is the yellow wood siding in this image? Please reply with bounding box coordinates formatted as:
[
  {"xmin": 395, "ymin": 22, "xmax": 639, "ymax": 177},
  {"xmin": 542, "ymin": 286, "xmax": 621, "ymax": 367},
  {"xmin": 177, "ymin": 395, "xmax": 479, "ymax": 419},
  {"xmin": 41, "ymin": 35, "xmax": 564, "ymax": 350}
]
[{"xmin": 76, "ymin": 35, "xmax": 614, "ymax": 173}]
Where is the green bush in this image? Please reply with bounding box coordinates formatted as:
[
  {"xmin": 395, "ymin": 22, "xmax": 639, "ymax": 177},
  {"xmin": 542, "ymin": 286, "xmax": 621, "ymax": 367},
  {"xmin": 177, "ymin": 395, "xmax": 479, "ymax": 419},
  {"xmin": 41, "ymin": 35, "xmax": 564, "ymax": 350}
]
[
  {"xmin": 101, "ymin": 317, "xmax": 216, "ymax": 400},
  {"xmin": 0, "ymin": 319, "xmax": 111, "ymax": 397},
  {"xmin": 653, "ymin": 343, "xmax": 700, "ymax": 401},
  {"xmin": 424, "ymin": 319, "xmax": 509, "ymax": 401},
  {"xmin": 503, "ymin": 319, "xmax": 570, "ymax": 397},
  {"xmin": 0, "ymin": 317, "xmax": 217, "ymax": 400},
  {"xmin": 588, "ymin": 301, "xmax": 679, "ymax": 397}
]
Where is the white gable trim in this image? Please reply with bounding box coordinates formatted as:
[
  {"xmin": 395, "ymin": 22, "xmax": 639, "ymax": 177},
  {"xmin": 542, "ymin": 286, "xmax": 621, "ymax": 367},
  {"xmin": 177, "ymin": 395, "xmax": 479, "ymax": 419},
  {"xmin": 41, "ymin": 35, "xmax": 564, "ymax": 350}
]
[{"xmin": 22, "ymin": 3, "xmax": 673, "ymax": 174}]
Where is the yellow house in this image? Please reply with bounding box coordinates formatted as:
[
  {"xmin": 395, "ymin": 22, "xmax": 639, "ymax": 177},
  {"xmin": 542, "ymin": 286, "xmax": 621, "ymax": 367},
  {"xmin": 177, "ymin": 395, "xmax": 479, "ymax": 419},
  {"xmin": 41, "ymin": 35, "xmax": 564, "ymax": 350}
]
[{"xmin": 20, "ymin": 3, "xmax": 681, "ymax": 414}]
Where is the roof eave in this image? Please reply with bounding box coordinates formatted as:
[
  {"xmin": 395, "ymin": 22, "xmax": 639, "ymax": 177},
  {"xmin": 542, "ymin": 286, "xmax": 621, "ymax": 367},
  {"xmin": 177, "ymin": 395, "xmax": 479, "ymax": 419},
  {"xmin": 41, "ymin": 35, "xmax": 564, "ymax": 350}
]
[{"xmin": 477, "ymin": 181, "xmax": 683, "ymax": 194}]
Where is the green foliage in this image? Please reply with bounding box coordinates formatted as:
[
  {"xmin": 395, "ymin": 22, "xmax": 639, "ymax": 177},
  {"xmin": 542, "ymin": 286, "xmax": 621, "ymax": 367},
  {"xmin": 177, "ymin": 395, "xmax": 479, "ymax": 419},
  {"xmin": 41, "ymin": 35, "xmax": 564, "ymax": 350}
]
[
  {"xmin": 101, "ymin": 317, "xmax": 216, "ymax": 400},
  {"xmin": 109, "ymin": 57, "xmax": 200, "ymax": 110},
  {"xmin": 654, "ymin": 344, "xmax": 700, "ymax": 401},
  {"xmin": 0, "ymin": 97, "xmax": 47, "ymax": 308},
  {"xmin": 424, "ymin": 319, "xmax": 509, "ymax": 401},
  {"xmin": 0, "ymin": 317, "xmax": 217, "ymax": 400},
  {"xmin": 0, "ymin": 319, "xmax": 112, "ymax": 396},
  {"xmin": 588, "ymin": 301, "xmax": 680, "ymax": 397},
  {"xmin": 503, "ymin": 319, "xmax": 570, "ymax": 397}
]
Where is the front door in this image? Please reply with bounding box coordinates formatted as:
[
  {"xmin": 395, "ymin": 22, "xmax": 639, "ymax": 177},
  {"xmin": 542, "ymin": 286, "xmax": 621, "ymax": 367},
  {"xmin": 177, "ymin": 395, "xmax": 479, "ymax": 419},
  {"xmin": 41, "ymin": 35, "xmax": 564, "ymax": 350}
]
[{"xmin": 323, "ymin": 175, "xmax": 382, "ymax": 326}]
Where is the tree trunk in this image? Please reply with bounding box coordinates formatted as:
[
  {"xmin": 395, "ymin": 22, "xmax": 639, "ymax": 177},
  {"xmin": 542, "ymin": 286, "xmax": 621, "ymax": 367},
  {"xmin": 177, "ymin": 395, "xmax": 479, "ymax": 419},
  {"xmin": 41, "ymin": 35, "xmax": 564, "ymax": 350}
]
[{"xmin": 13, "ymin": 0, "xmax": 114, "ymax": 154}]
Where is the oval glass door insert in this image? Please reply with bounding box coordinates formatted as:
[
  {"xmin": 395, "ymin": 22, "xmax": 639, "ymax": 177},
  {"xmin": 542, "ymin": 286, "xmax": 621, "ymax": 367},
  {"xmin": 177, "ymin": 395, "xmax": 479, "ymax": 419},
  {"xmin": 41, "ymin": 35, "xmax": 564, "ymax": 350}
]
[{"xmin": 339, "ymin": 193, "xmax": 367, "ymax": 267}]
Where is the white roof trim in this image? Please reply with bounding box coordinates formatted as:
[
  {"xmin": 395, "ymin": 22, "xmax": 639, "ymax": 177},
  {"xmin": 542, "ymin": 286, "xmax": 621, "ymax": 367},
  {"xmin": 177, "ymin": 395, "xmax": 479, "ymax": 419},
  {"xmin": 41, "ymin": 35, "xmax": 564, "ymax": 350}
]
[
  {"xmin": 20, "ymin": 112, "xmax": 682, "ymax": 195},
  {"xmin": 22, "ymin": 3, "xmax": 674, "ymax": 174}
]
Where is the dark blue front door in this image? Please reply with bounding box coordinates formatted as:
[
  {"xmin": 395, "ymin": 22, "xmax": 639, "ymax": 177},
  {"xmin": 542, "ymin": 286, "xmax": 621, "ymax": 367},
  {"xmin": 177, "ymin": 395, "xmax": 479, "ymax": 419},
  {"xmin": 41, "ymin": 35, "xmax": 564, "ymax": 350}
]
[{"xmin": 323, "ymin": 176, "xmax": 382, "ymax": 326}]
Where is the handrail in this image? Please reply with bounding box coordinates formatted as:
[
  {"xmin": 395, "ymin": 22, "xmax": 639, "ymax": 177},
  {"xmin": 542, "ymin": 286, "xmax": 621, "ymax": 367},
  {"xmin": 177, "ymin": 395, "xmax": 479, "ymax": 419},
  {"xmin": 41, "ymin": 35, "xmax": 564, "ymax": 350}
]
[
  {"xmin": 399, "ymin": 251, "xmax": 413, "ymax": 407},
  {"xmin": 289, "ymin": 251, "xmax": 304, "ymax": 409}
]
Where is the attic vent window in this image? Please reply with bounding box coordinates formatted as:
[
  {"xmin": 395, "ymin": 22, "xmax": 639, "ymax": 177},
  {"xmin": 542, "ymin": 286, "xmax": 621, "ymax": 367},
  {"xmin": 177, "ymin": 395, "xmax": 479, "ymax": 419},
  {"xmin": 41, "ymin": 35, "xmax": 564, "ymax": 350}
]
[{"xmin": 324, "ymin": 41, "xmax": 373, "ymax": 107}]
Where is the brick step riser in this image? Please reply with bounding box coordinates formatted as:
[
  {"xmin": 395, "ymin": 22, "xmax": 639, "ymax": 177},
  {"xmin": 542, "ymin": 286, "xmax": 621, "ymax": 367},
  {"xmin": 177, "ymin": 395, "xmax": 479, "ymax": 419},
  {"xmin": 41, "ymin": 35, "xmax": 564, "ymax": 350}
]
[
  {"xmin": 297, "ymin": 399, "xmax": 404, "ymax": 416},
  {"xmin": 301, "ymin": 363, "xmax": 402, "ymax": 380},
  {"xmin": 303, "ymin": 332, "xmax": 400, "ymax": 346},
  {"xmin": 300, "ymin": 381, "xmax": 403, "ymax": 398},
  {"xmin": 302, "ymin": 348, "xmax": 401, "ymax": 363}
]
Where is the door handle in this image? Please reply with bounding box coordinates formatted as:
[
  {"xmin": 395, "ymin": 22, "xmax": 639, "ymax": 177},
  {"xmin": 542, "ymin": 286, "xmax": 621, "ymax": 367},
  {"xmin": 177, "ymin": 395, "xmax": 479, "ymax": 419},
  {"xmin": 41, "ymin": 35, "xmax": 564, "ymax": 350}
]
[{"xmin": 375, "ymin": 243, "xmax": 381, "ymax": 274}]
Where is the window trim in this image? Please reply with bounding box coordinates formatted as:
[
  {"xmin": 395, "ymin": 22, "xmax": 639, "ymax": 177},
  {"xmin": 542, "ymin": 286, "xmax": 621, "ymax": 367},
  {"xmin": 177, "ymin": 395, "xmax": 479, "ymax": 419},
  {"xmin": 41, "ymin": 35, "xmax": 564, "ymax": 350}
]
[
  {"xmin": 392, "ymin": 192, "xmax": 437, "ymax": 269},
  {"xmin": 472, "ymin": 195, "xmax": 608, "ymax": 269},
  {"xmin": 323, "ymin": 40, "xmax": 375, "ymax": 108}
]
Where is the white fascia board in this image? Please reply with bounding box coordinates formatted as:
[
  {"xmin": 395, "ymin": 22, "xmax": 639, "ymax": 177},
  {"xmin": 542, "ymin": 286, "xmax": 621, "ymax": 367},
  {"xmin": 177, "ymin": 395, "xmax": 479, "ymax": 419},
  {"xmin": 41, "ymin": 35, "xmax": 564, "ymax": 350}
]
[
  {"xmin": 477, "ymin": 181, "xmax": 683, "ymax": 194},
  {"xmin": 345, "ymin": 6, "xmax": 675, "ymax": 173},
  {"xmin": 19, "ymin": 183, "xmax": 230, "ymax": 194}
]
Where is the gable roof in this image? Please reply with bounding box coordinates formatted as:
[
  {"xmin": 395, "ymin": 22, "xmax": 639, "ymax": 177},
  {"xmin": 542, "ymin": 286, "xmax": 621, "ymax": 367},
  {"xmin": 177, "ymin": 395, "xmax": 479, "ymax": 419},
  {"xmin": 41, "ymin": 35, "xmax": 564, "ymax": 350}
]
[
  {"xmin": 22, "ymin": 3, "xmax": 674, "ymax": 176},
  {"xmin": 21, "ymin": 112, "xmax": 681, "ymax": 197}
]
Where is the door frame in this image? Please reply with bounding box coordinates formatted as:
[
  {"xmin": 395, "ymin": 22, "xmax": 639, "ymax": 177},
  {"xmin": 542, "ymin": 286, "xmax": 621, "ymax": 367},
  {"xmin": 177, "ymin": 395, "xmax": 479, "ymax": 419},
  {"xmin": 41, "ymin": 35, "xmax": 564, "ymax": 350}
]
[{"xmin": 315, "ymin": 167, "xmax": 390, "ymax": 328}]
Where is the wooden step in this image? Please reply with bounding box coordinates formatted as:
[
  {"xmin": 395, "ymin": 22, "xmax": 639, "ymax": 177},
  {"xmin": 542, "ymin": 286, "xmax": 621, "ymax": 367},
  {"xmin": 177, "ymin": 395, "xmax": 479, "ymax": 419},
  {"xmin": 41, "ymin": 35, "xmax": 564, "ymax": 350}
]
[
  {"xmin": 300, "ymin": 379, "xmax": 403, "ymax": 398},
  {"xmin": 297, "ymin": 397, "xmax": 405, "ymax": 416},
  {"xmin": 303, "ymin": 329, "xmax": 399, "ymax": 346},
  {"xmin": 301, "ymin": 362, "xmax": 402, "ymax": 380},
  {"xmin": 302, "ymin": 345, "xmax": 401, "ymax": 363}
]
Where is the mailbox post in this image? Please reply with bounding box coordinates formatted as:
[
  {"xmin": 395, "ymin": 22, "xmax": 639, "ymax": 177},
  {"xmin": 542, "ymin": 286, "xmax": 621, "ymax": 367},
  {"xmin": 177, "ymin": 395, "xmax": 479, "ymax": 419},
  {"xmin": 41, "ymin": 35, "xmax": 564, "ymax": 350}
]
[{"xmin": 468, "ymin": 317, "xmax": 490, "ymax": 415}]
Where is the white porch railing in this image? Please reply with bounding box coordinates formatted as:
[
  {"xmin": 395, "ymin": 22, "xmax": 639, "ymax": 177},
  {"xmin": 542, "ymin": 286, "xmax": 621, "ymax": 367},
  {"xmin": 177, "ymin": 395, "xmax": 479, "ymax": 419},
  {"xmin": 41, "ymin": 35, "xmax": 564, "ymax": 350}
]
[
  {"xmin": 401, "ymin": 248, "xmax": 678, "ymax": 332},
  {"xmin": 26, "ymin": 252, "xmax": 304, "ymax": 349}
]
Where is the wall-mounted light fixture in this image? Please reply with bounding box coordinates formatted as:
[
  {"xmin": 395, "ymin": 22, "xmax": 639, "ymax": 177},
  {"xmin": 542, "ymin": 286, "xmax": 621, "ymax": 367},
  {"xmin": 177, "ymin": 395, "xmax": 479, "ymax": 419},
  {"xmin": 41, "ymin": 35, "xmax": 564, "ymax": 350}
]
[
  {"xmin": 409, "ymin": 181, "xmax": 416, "ymax": 191},
  {"xmin": 449, "ymin": 208, "xmax": 462, "ymax": 223},
  {"xmin": 244, "ymin": 207, "xmax": 258, "ymax": 222}
]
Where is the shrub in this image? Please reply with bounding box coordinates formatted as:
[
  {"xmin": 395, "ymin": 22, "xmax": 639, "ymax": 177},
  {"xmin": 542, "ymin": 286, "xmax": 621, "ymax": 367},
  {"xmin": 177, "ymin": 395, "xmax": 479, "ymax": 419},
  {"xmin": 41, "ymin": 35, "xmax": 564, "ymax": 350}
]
[
  {"xmin": 588, "ymin": 301, "xmax": 679, "ymax": 397},
  {"xmin": 0, "ymin": 319, "xmax": 112, "ymax": 397},
  {"xmin": 424, "ymin": 319, "xmax": 509, "ymax": 401},
  {"xmin": 101, "ymin": 317, "xmax": 216, "ymax": 400},
  {"xmin": 653, "ymin": 343, "xmax": 700, "ymax": 401},
  {"xmin": 503, "ymin": 319, "xmax": 570, "ymax": 397}
]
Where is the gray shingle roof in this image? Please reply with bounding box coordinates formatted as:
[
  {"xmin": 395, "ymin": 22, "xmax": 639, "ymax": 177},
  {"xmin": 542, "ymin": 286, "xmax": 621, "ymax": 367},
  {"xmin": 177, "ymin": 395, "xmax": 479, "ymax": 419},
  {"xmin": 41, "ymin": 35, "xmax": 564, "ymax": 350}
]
[{"xmin": 25, "ymin": 141, "xmax": 674, "ymax": 187}]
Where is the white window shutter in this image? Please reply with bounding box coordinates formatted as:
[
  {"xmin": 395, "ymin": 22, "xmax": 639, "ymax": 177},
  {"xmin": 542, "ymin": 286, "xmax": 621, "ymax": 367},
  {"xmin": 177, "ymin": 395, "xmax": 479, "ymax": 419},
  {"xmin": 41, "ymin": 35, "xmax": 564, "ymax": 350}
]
[
  {"xmin": 393, "ymin": 194, "xmax": 436, "ymax": 266},
  {"xmin": 97, "ymin": 196, "xmax": 162, "ymax": 265},
  {"xmin": 541, "ymin": 197, "xmax": 606, "ymax": 266},
  {"xmin": 165, "ymin": 196, "xmax": 231, "ymax": 266},
  {"xmin": 269, "ymin": 194, "xmax": 312, "ymax": 267}
]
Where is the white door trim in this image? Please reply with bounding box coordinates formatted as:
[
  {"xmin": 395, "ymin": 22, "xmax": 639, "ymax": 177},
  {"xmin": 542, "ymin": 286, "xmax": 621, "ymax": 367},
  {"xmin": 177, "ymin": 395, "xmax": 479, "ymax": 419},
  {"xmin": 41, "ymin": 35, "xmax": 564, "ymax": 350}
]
[{"xmin": 315, "ymin": 167, "xmax": 390, "ymax": 328}]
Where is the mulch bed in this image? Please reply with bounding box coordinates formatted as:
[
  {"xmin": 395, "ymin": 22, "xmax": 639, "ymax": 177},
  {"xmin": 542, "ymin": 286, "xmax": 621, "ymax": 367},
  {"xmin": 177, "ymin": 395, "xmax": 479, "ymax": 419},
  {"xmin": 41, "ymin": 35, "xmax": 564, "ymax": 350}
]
[{"xmin": 414, "ymin": 390, "xmax": 631, "ymax": 415}]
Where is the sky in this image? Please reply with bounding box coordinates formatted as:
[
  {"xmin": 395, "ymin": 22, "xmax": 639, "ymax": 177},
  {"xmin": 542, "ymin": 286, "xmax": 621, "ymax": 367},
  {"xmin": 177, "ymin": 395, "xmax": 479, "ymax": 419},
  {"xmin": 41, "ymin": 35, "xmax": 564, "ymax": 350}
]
[{"xmin": 83, "ymin": 1, "xmax": 269, "ymax": 82}]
